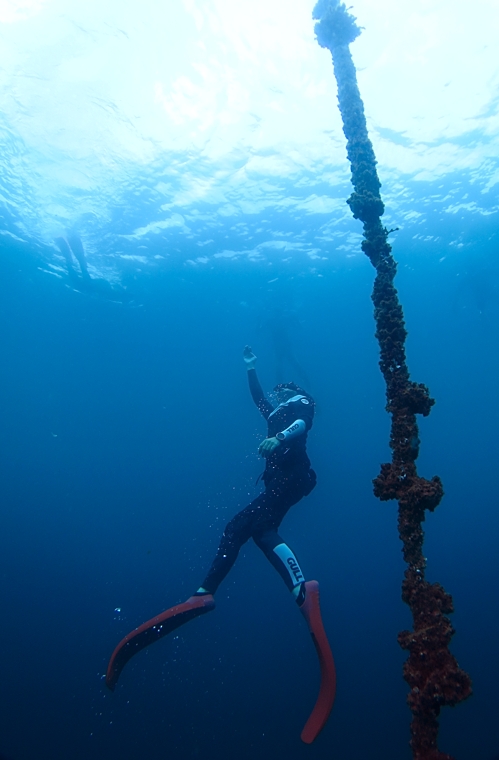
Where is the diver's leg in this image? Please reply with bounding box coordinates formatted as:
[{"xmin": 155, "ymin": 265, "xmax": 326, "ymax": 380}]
[
  {"xmin": 200, "ymin": 469, "xmax": 315, "ymax": 596},
  {"xmin": 253, "ymin": 529, "xmax": 306, "ymax": 604},
  {"xmin": 55, "ymin": 237, "xmax": 81, "ymax": 285},
  {"xmin": 66, "ymin": 233, "xmax": 90, "ymax": 278},
  {"xmin": 250, "ymin": 469, "xmax": 316, "ymax": 597},
  {"xmin": 198, "ymin": 493, "xmax": 267, "ymax": 595}
]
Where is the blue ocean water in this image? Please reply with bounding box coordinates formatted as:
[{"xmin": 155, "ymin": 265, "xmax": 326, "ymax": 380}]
[{"xmin": 1, "ymin": 2, "xmax": 499, "ymax": 759}]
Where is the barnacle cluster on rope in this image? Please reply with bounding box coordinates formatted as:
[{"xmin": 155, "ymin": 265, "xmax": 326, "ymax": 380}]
[{"xmin": 312, "ymin": 2, "xmax": 472, "ymax": 758}]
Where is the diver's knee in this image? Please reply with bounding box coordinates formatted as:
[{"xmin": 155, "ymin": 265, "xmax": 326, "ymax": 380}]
[
  {"xmin": 253, "ymin": 529, "xmax": 280, "ymax": 553},
  {"xmin": 221, "ymin": 516, "xmax": 250, "ymax": 548}
]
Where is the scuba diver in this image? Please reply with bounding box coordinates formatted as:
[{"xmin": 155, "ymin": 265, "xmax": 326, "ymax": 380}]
[{"xmin": 106, "ymin": 346, "xmax": 336, "ymax": 743}]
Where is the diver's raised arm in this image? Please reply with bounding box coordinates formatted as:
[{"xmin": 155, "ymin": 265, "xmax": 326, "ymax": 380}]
[
  {"xmin": 243, "ymin": 344, "xmax": 257, "ymax": 371},
  {"xmin": 243, "ymin": 345, "xmax": 273, "ymax": 419}
]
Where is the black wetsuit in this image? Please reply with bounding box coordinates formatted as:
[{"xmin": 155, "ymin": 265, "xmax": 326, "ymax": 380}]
[{"xmin": 201, "ymin": 368, "xmax": 316, "ymax": 595}]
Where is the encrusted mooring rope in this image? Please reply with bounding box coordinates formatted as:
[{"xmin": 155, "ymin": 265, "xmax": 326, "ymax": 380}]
[{"xmin": 312, "ymin": 2, "xmax": 472, "ymax": 757}]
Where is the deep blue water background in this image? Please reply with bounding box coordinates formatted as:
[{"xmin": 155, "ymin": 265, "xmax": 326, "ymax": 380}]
[{"xmin": 1, "ymin": 213, "xmax": 499, "ymax": 760}]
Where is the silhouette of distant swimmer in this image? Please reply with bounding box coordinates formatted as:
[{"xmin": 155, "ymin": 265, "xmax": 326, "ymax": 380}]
[
  {"xmin": 106, "ymin": 346, "xmax": 336, "ymax": 743},
  {"xmin": 55, "ymin": 234, "xmax": 129, "ymax": 303},
  {"xmin": 55, "ymin": 235, "xmax": 90, "ymax": 286}
]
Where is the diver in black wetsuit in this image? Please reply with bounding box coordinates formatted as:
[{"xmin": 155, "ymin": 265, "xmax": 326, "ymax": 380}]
[
  {"xmin": 106, "ymin": 346, "xmax": 336, "ymax": 743},
  {"xmin": 195, "ymin": 345, "xmax": 316, "ymax": 603}
]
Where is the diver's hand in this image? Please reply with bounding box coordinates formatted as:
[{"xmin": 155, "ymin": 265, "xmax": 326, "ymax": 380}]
[
  {"xmin": 243, "ymin": 345, "xmax": 257, "ymax": 369},
  {"xmin": 258, "ymin": 437, "xmax": 281, "ymax": 457}
]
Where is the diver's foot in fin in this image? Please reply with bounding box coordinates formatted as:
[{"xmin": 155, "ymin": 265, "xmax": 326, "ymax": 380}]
[
  {"xmin": 299, "ymin": 581, "xmax": 336, "ymax": 744},
  {"xmin": 106, "ymin": 594, "xmax": 215, "ymax": 691}
]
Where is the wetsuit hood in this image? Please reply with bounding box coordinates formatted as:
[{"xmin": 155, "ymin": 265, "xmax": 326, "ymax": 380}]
[{"xmin": 273, "ymin": 382, "xmax": 314, "ymax": 405}]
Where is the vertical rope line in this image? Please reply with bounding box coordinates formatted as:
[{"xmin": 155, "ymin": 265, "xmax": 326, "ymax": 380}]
[{"xmin": 312, "ymin": 3, "xmax": 472, "ymax": 757}]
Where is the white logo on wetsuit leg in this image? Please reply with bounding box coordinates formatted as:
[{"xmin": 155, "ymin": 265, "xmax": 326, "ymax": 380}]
[
  {"xmin": 287, "ymin": 557, "xmax": 304, "ymax": 583},
  {"xmin": 273, "ymin": 543, "xmax": 305, "ymax": 586}
]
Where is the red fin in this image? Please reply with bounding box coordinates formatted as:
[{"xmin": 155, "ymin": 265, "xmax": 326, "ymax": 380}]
[
  {"xmin": 299, "ymin": 581, "xmax": 336, "ymax": 744},
  {"xmin": 106, "ymin": 594, "xmax": 215, "ymax": 691}
]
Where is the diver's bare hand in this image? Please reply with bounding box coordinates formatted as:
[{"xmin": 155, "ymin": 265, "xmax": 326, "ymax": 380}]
[
  {"xmin": 243, "ymin": 345, "xmax": 257, "ymax": 369},
  {"xmin": 258, "ymin": 437, "xmax": 281, "ymax": 457}
]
